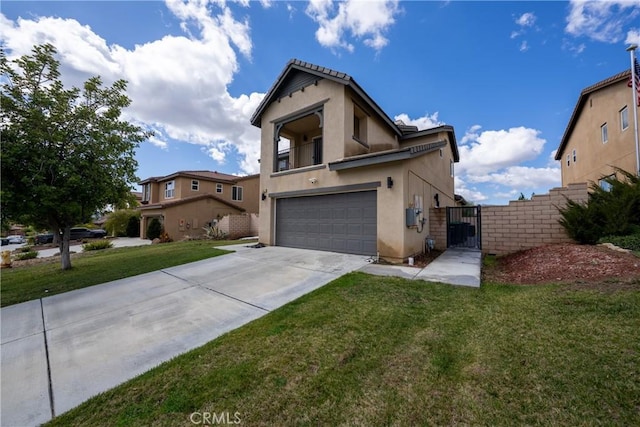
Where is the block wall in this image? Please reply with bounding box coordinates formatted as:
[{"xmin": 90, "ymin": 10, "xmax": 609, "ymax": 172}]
[
  {"xmin": 218, "ymin": 213, "xmax": 259, "ymax": 240},
  {"xmin": 429, "ymin": 183, "xmax": 589, "ymax": 256}
]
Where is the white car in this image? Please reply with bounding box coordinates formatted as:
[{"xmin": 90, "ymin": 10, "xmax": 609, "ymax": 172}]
[{"xmin": 7, "ymin": 235, "xmax": 26, "ymax": 244}]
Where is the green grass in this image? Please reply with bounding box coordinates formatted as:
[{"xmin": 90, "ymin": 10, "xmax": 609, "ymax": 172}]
[
  {"xmin": 0, "ymin": 240, "xmax": 254, "ymax": 307},
  {"xmin": 46, "ymin": 274, "xmax": 640, "ymax": 426}
]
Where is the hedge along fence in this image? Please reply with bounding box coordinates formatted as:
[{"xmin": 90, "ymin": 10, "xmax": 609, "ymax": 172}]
[{"xmin": 429, "ymin": 183, "xmax": 589, "ymax": 256}]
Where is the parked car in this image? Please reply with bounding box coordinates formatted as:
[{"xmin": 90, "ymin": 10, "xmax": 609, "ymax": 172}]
[
  {"xmin": 1, "ymin": 238, "xmax": 8, "ymax": 246},
  {"xmin": 7, "ymin": 235, "xmax": 26, "ymax": 244},
  {"xmin": 35, "ymin": 233, "xmax": 54, "ymax": 245},
  {"xmin": 69, "ymin": 227, "xmax": 107, "ymax": 240}
]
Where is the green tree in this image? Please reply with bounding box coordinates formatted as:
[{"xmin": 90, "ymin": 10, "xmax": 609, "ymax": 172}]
[
  {"xmin": 1, "ymin": 44, "xmax": 152, "ymax": 270},
  {"xmin": 104, "ymin": 209, "xmax": 140, "ymax": 237},
  {"xmin": 147, "ymin": 218, "xmax": 162, "ymax": 241},
  {"xmin": 126, "ymin": 214, "xmax": 141, "ymax": 237}
]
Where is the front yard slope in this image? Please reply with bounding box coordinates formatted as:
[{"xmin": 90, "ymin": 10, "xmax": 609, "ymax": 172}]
[{"xmin": 47, "ymin": 273, "xmax": 640, "ymax": 426}]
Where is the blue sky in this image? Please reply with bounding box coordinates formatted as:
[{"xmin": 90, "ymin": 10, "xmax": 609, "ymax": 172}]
[{"xmin": 2, "ymin": 0, "xmax": 640, "ymax": 205}]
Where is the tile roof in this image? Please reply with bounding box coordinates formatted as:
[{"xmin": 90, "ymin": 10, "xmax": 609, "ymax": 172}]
[
  {"xmin": 138, "ymin": 193, "xmax": 245, "ymax": 212},
  {"xmin": 138, "ymin": 170, "xmax": 244, "ymax": 184}
]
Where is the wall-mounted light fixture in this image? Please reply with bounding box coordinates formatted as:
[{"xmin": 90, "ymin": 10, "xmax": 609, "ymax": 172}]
[
  {"xmin": 261, "ymin": 190, "xmax": 267, "ymax": 201},
  {"xmin": 387, "ymin": 176, "xmax": 393, "ymax": 189},
  {"xmin": 434, "ymin": 193, "xmax": 440, "ymax": 208},
  {"xmin": 309, "ymin": 178, "xmax": 317, "ymax": 184}
]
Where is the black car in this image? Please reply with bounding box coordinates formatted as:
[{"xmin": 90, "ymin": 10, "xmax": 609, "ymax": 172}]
[
  {"xmin": 1, "ymin": 238, "xmax": 8, "ymax": 246},
  {"xmin": 69, "ymin": 227, "xmax": 107, "ymax": 240},
  {"xmin": 35, "ymin": 233, "xmax": 54, "ymax": 244}
]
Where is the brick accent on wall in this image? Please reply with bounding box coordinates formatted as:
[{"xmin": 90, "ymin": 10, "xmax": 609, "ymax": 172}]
[
  {"xmin": 429, "ymin": 183, "xmax": 589, "ymax": 255},
  {"xmin": 218, "ymin": 213, "xmax": 259, "ymax": 240}
]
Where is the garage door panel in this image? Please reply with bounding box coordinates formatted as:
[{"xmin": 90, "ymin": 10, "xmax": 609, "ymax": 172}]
[{"xmin": 276, "ymin": 191, "xmax": 377, "ymax": 256}]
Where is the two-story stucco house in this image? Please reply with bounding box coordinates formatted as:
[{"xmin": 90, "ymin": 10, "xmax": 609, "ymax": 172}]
[
  {"xmin": 138, "ymin": 170, "xmax": 259, "ymax": 239},
  {"xmin": 556, "ymin": 69, "xmax": 640, "ymax": 188},
  {"xmin": 251, "ymin": 59, "xmax": 459, "ymax": 262}
]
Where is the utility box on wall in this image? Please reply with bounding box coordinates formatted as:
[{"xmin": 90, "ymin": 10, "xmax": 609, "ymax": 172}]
[{"xmin": 406, "ymin": 208, "xmax": 418, "ymax": 227}]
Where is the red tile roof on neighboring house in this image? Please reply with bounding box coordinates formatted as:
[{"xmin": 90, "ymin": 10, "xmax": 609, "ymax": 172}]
[
  {"xmin": 555, "ymin": 69, "xmax": 631, "ymax": 159},
  {"xmin": 138, "ymin": 193, "xmax": 245, "ymax": 212},
  {"xmin": 139, "ymin": 170, "xmax": 248, "ymax": 184}
]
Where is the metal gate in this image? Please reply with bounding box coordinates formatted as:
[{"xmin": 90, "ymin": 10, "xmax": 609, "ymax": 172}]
[{"xmin": 446, "ymin": 206, "xmax": 481, "ymax": 249}]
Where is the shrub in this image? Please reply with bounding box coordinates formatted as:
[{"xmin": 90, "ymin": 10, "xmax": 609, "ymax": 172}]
[
  {"xmin": 558, "ymin": 169, "xmax": 640, "ymax": 244},
  {"xmin": 202, "ymin": 225, "xmax": 227, "ymax": 240},
  {"xmin": 126, "ymin": 215, "xmax": 140, "ymax": 237},
  {"xmin": 19, "ymin": 246, "xmax": 33, "ymax": 253},
  {"xmin": 105, "ymin": 210, "xmax": 140, "ymax": 237},
  {"xmin": 147, "ymin": 218, "xmax": 163, "ymax": 240},
  {"xmin": 598, "ymin": 234, "xmax": 640, "ymax": 251},
  {"xmin": 83, "ymin": 240, "xmax": 114, "ymax": 251},
  {"xmin": 158, "ymin": 231, "xmax": 172, "ymax": 243},
  {"xmin": 16, "ymin": 251, "xmax": 38, "ymax": 260}
]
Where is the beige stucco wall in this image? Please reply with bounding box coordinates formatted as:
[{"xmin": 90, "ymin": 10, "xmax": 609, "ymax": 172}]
[
  {"xmin": 140, "ymin": 198, "xmax": 242, "ymax": 240},
  {"xmin": 257, "ymin": 76, "xmax": 456, "ymax": 260},
  {"xmin": 144, "ymin": 175, "xmax": 259, "ymax": 214},
  {"xmin": 561, "ymin": 80, "xmax": 639, "ymax": 186}
]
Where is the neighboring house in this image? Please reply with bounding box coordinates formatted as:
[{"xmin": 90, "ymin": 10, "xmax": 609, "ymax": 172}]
[
  {"xmin": 138, "ymin": 170, "xmax": 259, "ymax": 239},
  {"xmin": 556, "ymin": 69, "xmax": 639, "ymax": 189},
  {"xmin": 251, "ymin": 59, "xmax": 459, "ymax": 262}
]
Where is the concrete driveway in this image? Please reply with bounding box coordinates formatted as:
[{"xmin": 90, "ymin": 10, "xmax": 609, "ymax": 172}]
[{"xmin": 1, "ymin": 245, "xmax": 371, "ymax": 426}]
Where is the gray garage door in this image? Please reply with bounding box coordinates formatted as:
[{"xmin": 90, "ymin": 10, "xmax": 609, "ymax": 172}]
[{"xmin": 276, "ymin": 191, "xmax": 377, "ymax": 255}]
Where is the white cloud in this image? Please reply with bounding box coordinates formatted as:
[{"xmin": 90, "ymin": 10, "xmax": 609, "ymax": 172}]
[
  {"xmin": 519, "ymin": 40, "xmax": 529, "ymax": 52},
  {"xmin": 0, "ymin": 1, "xmax": 265, "ymax": 175},
  {"xmin": 516, "ymin": 12, "xmax": 536, "ymax": 27},
  {"xmin": 626, "ymin": 28, "xmax": 640, "ymax": 45},
  {"xmin": 454, "ymin": 176, "xmax": 488, "ymax": 203},
  {"xmin": 565, "ymin": 0, "xmax": 640, "ymax": 43},
  {"xmin": 393, "ymin": 112, "xmax": 444, "ymax": 130},
  {"xmin": 305, "ymin": 0, "xmax": 401, "ymax": 52},
  {"xmin": 457, "ymin": 126, "xmax": 547, "ymax": 175},
  {"xmin": 466, "ymin": 166, "xmax": 561, "ymax": 189}
]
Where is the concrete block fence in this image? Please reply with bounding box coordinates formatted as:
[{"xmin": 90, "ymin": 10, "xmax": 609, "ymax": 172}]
[{"xmin": 429, "ymin": 183, "xmax": 589, "ymax": 256}]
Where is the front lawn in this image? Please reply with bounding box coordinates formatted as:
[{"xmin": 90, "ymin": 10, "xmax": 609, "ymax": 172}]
[
  {"xmin": 47, "ymin": 273, "xmax": 640, "ymax": 426},
  {"xmin": 0, "ymin": 240, "xmax": 254, "ymax": 307}
]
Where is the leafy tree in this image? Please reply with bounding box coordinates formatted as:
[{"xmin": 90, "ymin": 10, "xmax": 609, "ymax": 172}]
[
  {"xmin": 147, "ymin": 218, "xmax": 162, "ymax": 241},
  {"xmin": 558, "ymin": 169, "xmax": 640, "ymax": 244},
  {"xmin": 1, "ymin": 44, "xmax": 152, "ymax": 270},
  {"xmin": 126, "ymin": 214, "xmax": 141, "ymax": 237},
  {"xmin": 104, "ymin": 209, "xmax": 140, "ymax": 237}
]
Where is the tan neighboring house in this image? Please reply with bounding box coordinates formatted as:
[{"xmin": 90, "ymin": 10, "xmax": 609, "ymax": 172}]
[
  {"xmin": 556, "ymin": 69, "xmax": 639, "ymax": 188},
  {"xmin": 138, "ymin": 170, "xmax": 259, "ymax": 239},
  {"xmin": 251, "ymin": 59, "xmax": 459, "ymax": 262}
]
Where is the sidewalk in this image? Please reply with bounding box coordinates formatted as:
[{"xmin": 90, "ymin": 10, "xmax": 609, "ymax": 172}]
[
  {"xmin": 35, "ymin": 237, "xmax": 152, "ymax": 258},
  {"xmin": 359, "ymin": 248, "xmax": 482, "ymax": 287}
]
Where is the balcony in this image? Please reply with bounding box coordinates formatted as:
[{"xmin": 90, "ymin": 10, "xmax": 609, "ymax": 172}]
[{"xmin": 276, "ymin": 138, "xmax": 323, "ymax": 172}]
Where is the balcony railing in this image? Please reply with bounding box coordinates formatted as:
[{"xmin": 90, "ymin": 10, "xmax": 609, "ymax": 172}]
[{"xmin": 276, "ymin": 139, "xmax": 322, "ymax": 172}]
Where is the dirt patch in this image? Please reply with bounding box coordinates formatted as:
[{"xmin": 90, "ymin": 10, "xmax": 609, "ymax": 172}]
[{"xmin": 483, "ymin": 243, "xmax": 640, "ymax": 288}]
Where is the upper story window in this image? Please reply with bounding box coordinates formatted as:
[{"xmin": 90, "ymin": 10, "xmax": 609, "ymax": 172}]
[
  {"xmin": 572, "ymin": 149, "xmax": 576, "ymax": 163},
  {"xmin": 232, "ymin": 186, "xmax": 243, "ymax": 201},
  {"xmin": 601, "ymin": 123, "xmax": 608, "ymax": 143},
  {"xmin": 191, "ymin": 180, "xmax": 199, "ymax": 191},
  {"xmin": 620, "ymin": 106, "xmax": 629, "ymax": 131},
  {"xmin": 353, "ymin": 104, "xmax": 368, "ymax": 145},
  {"xmin": 142, "ymin": 183, "xmax": 150, "ymax": 202},
  {"xmin": 165, "ymin": 180, "xmax": 175, "ymax": 199},
  {"xmin": 566, "ymin": 154, "xmax": 570, "ymax": 167},
  {"xmin": 450, "ymin": 159, "xmax": 454, "ymax": 178},
  {"xmin": 216, "ymin": 183, "xmax": 223, "ymax": 193}
]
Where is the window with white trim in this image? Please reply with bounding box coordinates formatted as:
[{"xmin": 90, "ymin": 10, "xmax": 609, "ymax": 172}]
[
  {"xmin": 572, "ymin": 149, "xmax": 576, "ymax": 163},
  {"xmin": 191, "ymin": 180, "xmax": 199, "ymax": 191},
  {"xmin": 142, "ymin": 183, "xmax": 150, "ymax": 202},
  {"xmin": 216, "ymin": 183, "xmax": 223, "ymax": 193},
  {"xmin": 620, "ymin": 106, "xmax": 629, "ymax": 131},
  {"xmin": 165, "ymin": 180, "xmax": 175, "ymax": 198},
  {"xmin": 601, "ymin": 123, "xmax": 608, "ymax": 143},
  {"xmin": 567, "ymin": 155, "xmax": 570, "ymax": 167},
  {"xmin": 232, "ymin": 186, "xmax": 243, "ymax": 201},
  {"xmin": 599, "ymin": 174, "xmax": 614, "ymax": 192},
  {"xmin": 450, "ymin": 159, "xmax": 454, "ymax": 177}
]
